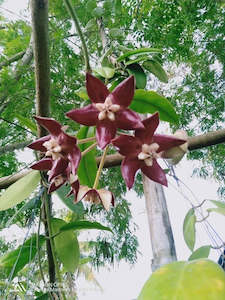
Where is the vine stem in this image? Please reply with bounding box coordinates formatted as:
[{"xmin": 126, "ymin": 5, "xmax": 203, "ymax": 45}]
[
  {"xmin": 44, "ymin": 191, "xmax": 66, "ymax": 300},
  {"xmin": 63, "ymin": 0, "xmax": 91, "ymax": 72},
  {"xmin": 77, "ymin": 136, "xmax": 96, "ymax": 144},
  {"xmin": 93, "ymin": 145, "xmax": 109, "ymax": 189},
  {"xmin": 81, "ymin": 142, "xmax": 97, "ymax": 157}
]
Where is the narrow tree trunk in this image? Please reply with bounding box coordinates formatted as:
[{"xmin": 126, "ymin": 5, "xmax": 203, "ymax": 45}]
[{"xmin": 142, "ymin": 175, "xmax": 177, "ymax": 271}]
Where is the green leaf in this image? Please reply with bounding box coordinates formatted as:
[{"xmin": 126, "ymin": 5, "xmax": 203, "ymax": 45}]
[
  {"xmin": 0, "ymin": 170, "xmax": 40, "ymax": 211},
  {"xmin": 79, "ymin": 257, "xmax": 92, "ymax": 265},
  {"xmin": 74, "ymin": 86, "xmax": 89, "ymax": 100},
  {"xmin": 92, "ymin": 7, "xmax": 104, "ymax": 18},
  {"xmin": 59, "ymin": 220, "xmax": 112, "ymax": 233},
  {"xmin": 188, "ymin": 246, "xmax": 211, "ymax": 261},
  {"xmin": 138, "ymin": 259, "xmax": 225, "ymax": 300},
  {"xmin": 209, "ymin": 200, "xmax": 225, "ymax": 209},
  {"xmin": 35, "ymin": 293, "xmax": 49, "ymax": 300},
  {"xmin": 109, "ymin": 28, "xmax": 123, "ymax": 38},
  {"xmin": 51, "ymin": 218, "xmax": 80, "ymax": 273},
  {"xmin": 183, "ymin": 208, "xmax": 196, "ymax": 251},
  {"xmin": 125, "ymin": 55, "xmax": 148, "ymax": 66},
  {"xmin": 77, "ymin": 126, "xmax": 97, "ymax": 187},
  {"xmin": 15, "ymin": 114, "xmax": 37, "ymax": 134},
  {"xmin": 130, "ymin": 89, "xmax": 179, "ymax": 124},
  {"xmin": 94, "ymin": 66, "xmax": 115, "ymax": 79},
  {"xmin": 127, "ymin": 63, "xmax": 147, "ymax": 89},
  {"xmin": 117, "ymin": 47, "xmax": 162, "ymax": 62},
  {"xmin": 0, "ymin": 235, "xmax": 45, "ymax": 278},
  {"xmin": 56, "ymin": 184, "xmax": 84, "ymax": 215},
  {"xmin": 114, "ymin": 0, "xmax": 122, "ymax": 15},
  {"xmin": 207, "ymin": 207, "xmax": 225, "ymax": 216},
  {"xmin": 85, "ymin": 18, "xmax": 96, "ymax": 32},
  {"xmin": 143, "ymin": 59, "xmax": 168, "ymax": 83}
]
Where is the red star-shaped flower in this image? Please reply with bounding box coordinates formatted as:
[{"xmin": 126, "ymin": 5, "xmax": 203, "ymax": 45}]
[
  {"xmin": 66, "ymin": 73, "xmax": 144, "ymax": 149},
  {"xmin": 112, "ymin": 113, "xmax": 187, "ymax": 189},
  {"xmin": 28, "ymin": 116, "xmax": 81, "ymax": 182}
]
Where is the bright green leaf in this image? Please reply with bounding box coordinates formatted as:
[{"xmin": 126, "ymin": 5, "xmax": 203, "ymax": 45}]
[
  {"xmin": 0, "ymin": 170, "xmax": 40, "ymax": 211},
  {"xmin": 74, "ymin": 86, "xmax": 89, "ymax": 100},
  {"xmin": 0, "ymin": 235, "xmax": 45, "ymax": 278},
  {"xmin": 143, "ymin": 59, "xmax": 168, "ymax": 83},
  {"xmin": 59, "ymin": 220, "xmax": 112, "ymax": 233},
  {"xmin": 130, "ymin": 89, "xmax": 179, "ymax": 124},
  {"xmin": 117, "ymin": 48, "xmax": 162, "ymax": 62},
  {"xmin": 183, "ymin": 208, "xmax": 196, "ymax": 251},
  {"xmin": 94, "ymin": 66, "xmax": 115, "ymax": 79},
  {"xmin": 207, "ymin": 207, "xmax": 225, "ymax": 216},
  {"xmin": 188, "ymin": 246, "xmax": 211, "ymax": 261},
  {"xmin": 77, "ymin": 126, "xmax": 97, "ymax": 187},
  {"xmin": 209, "ymin": 200, "xmax": 225, "ymax": 209},
  {"xmin": 127, "ymin": 63, "xmax": 147, "ymax": 89},
  {"xmin": 15, "ymin": 114, "xmax": 37, "ymax": 134},
  {"xmin": 138, "ymin": 259, "xmax": 225, "ymax": 300},
  {"xmin": 51, "ymin": 218, "xmax": 80, "ymax": 273}
]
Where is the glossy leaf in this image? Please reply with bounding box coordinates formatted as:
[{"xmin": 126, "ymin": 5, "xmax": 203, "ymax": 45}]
[
  {"xmin": 0, "ymin": 170, "xmax": 40, "ymax": 211},
  {"xmin": 143, "ymin": 59, "xmax": 168, "ymax": 83},
  {"xmin": 56, "ymin": 184, "xmax": 84, "ymax": 215},
  {"xmin": 59, "ymin": 220, "xmax": 112, "ymax": 233},
  {"xmin": 127, "ymin": 63, "xmax": 147, "ymax": 89},
  {"xmin": 15, "ymin": 114, "xmax": 37, "ymax": 134},
  {"xmin": 77, "ymin": 126, "xmax": 97, "ymax": 187},
  {"xmin": 117, "ymin": 47, "xmax": 162, "ymax": 62},
  {"xmin": 188, "ymin": 245, "xmax": 211, "ymax": 261},
  {"xmin": 183, "ymin": 208, "xmax": 196, "ymax": 251},
  {"xmin": 0, "ymin": 235, "xmax": 45, "ymax": 278},
  {"xmin": 74, "ymin": 86, "xmax": 89, "ymax": 100},
  {"xmin": 130, "ymin": 89, "xmax": 179, "ymax": 124},
  {"xmin": 207, "ymin": 207, "xmax": 225, "ymax": 216},
  {"xmin": 51, "ymin": 218, "xmax": 80, "ymax": 273},
  {"xmin": 138, "ymin": 259, "xmax": 225, "ymax": 300},
  {"xmin": 94, "ymin": 66, "xmax": 115, "ymax": 79}
]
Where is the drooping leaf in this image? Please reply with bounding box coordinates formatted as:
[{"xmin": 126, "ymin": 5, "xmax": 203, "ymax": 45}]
[
  {"xmin": 130, "ymin": 89, "xmax": 179, "ymax": 124},
  {"xmin": 0, "ymin": 235, "xmax": 45, "ymax": 278},
  {"xmin": 117, "ymin": 47, "xmax": 162, "ymax": 62},
  {"xmin": 0, "ymin": 170, "xmax": 40, "ymax": 211},
  {"xmin": 207, "ymin": 207, "xmax": 225, "ymax": 216},
  {"xmin": 143, "ymin": 59, "xmax": 168, "ymax": 83},
  {"xmin": 127, "ymin": 63, "xmax": 147, "ymax": 89},
  {"xmin": 51, "ymin": 218, "xmax": 80, "ymax": 273},
  {"xmin": 209, "ymin": 200, "xmax": 225, "ymax": 209},
  {"xmin": 56, "ymin": 184, "xmax": 84, "ymax": 215},
  {"xmin": 74, "ymin": 86, "xmax": 89, "ymax": 101},
  {"xmin": 188, "ymin": 246, "xmax": 211, "ymax": 261},
  {"xmin": 77, "ymin": 126, "xmax": 97, "ymax": 187},
  {"xmin": 183, "ymin": 208, "xmax": 196, "ymax": 251},
  {"xmin": 138, "ymin": 259, "xmax": 225, "ymax": 300},
  {"xmin": 15, "ymin": 114, "xmax": 37, "ymax": 134},
  {"xmin": 94, "ymin": 66, "xmax": 115, "ymax": 79},
  {"xmin": 59, "ymin": 220, "xmax": 112, "ymax": 233}
]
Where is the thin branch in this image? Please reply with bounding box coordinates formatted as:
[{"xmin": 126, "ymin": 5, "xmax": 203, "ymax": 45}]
[
  {"xmin": 0, "ymin": 141, "xmax": 32, "ymax": 156},
  {"xmin": 63, "ymin": 0, "xmax": 91, "ymax": 72},
  {"xmin": 0, "ymin": 51, "xmax": 26, "ymax": 70}
]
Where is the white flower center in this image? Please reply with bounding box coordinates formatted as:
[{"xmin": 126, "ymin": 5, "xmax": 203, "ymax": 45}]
[
  {"xmin": 138, "ymin": 143, "xmax": 160, "ymax": 166},
  {"xmin": 43, "ymin": 138, "xmax": 62, "ymax": 160},
  {"xmin": 95, "ymin": 95, "xmax": 120, "ymax": 121}
]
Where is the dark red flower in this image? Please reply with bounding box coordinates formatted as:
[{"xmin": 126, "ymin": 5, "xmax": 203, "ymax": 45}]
[
  {"xmin": 66, "ymin": 73, "xmax": 144, "ymax": 149},
  {"xmin": 28, "ymin": 116, "xmax": 81, "ymax": 187},
  {"xmin": 75, "ymin": 185, "xmax": 114, "ymax": 211},
  {"xmin": 112, "ymin": 112, "xmax": 187, "ymax": 189}
]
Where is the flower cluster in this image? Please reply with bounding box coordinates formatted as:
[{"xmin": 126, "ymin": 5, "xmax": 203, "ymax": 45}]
[{"xmin": 28, "ymin": 73, "xmax": 187, "ymax": 210}]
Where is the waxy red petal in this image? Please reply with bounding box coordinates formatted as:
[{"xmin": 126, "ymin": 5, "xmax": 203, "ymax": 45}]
[
  {"xmin": 153, "ymin": 134, "xmax": 186, "ymax": 153},
  {"xmin": 86, "ymin": 73, "xmax": 109, "ymax": 103},
  {"xmin": 116, "ymin": 109, "xmax": 144, "ymax": 130},
  {"xmin": 28, "ymin": 135, "xmax": 50, "ymax": 152},
  {"xmin": 141, "ymin": 159, "xmax": 168, "ymax": 186},
  {"xmin": 68, "ymin": 146, "xmax": 81, "ymax": 174},
  {"xmin": 30, "ymin": 158, "xmax": 53, "ymax": 170},
  {"xmin": 135, "ymin": 112, "xmax": 159, "ymax": 143},
  {"xmin": 48, "ymin": 158, "xmax": 68, "ymax": 182},
  {"xmin": 112, "ymin": 76, "xmax": 135, "ymax": 107},
  {"xmin": 96, "ymin": 119, "xmax": 117, "ymax": 149},
  {"xmin": 57, "ymin": 132, "xmax": 77, "ymax": 154},
  {"xmin": 121, "ymin": 156, "xmax": 141, "ymax": 189},
  {"xmin": 34, "ymin": 116, "xmax": 62, "ymax": 137},
  {"xmin": 66, "ymin": 104, "xmax": 99, "ymax": 126},
  {"xmin": 112, "ymin": 135, "xmax": 141, "ymax": 156}
]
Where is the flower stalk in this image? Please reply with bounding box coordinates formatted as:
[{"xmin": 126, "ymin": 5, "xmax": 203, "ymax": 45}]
[
  {"xmin": 81, "ymin": 142, "xmax": 97, "ymax": 157},
  {"xmin": 93, "ymin": 145, "xmax": 109, "ymax": 189}
]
